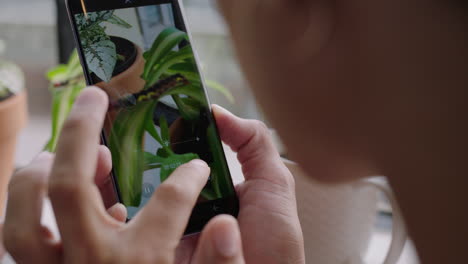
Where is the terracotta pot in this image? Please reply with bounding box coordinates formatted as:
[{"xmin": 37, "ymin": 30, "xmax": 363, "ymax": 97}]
[{"xmin": 0, "ymin": 91, "xmax": 27, "ymax": 215}]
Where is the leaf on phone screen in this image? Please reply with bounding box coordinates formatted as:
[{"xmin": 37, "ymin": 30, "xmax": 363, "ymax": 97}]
[
  {"xmin": 85, "ymin": 39, "xmax": 116, "ymax": 82},
  {"xmin": 166, "ymin": 62, "xmax": 199, "ymax": 82},
  {"xmin": 143, "ymin": 151, "xmax": 163, "ymax": 171},
  {"xmin": 76, "ymin": 10, "xmax": 132, "ymax": 83},
  {"xmin": 172, "ymin": 95, "xmax": 201, "ymax": 121},
  {"xmin": 160, "ymin": 153, "xmax": 200, "ymax": 182},
  {"xmin": 159, "ymin": 116, "xmax": 170, "ymax": 146},
  {"xmin": 109, "ymin": 101, "xmax": 156, "ymax": 206},
  {"xmin": 206, "ymin": 123, "xmax": 235, "ymax": 198},
  {"xmin": 145, "ymin": 46, "xmax": 194, "ymax": 88},
  {"xmin": 107, "ymin": 15, "xmax": 132, "ymax": 28},
  {"xmin": 143, "ymin": 27, "xmax": 189, "ymax": 82},
  {"xmin": 161, "ymin": 84, "xmax": 205, "ymax": 105},
  {"xmin": 145, "ymin": 117, "xmax": 164, "ymax": 146}
]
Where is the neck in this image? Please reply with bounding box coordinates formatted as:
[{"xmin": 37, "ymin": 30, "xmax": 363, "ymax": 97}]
[{"xmin": 383, "ymin": 116, "xmax": 468, "ymax": 263}]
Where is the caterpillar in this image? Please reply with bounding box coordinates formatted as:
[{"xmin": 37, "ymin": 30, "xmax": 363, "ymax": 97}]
[{"xmin": 110, "ymin": 74, "xmax": 189, "ymax": 108}]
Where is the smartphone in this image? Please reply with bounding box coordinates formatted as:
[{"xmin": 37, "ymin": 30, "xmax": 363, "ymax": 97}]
[{"xmin": 66, "ymin": 0, "xmax": 238, "ymax": 234}]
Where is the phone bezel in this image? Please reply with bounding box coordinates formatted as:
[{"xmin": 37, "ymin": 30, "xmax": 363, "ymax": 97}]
[{"xmin": 65, "ymin": 0, "xmax": 239, "ymax": 235}]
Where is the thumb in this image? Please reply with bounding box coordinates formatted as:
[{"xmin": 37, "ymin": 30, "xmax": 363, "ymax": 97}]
[{"xmin": 192, "ymin": 215, "xmax": 245, "ymax": 264}]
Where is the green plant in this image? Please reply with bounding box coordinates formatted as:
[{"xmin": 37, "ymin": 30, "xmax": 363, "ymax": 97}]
[
  {"xmin": 75, "ymin": 11, "xmax": 131, "ymax": 82},
  {"xmin": 44, "ymin": 51, "xmax": 86, "ymax": 152},
  {"xmin": 110, "ymin": 27, "xmax": 234, "ymax": 206}
]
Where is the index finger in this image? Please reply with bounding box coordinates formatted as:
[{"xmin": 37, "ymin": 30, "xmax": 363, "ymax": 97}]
[{"xmin": 48, "ymin": 88, "xmax": 109, "ymax": 243}]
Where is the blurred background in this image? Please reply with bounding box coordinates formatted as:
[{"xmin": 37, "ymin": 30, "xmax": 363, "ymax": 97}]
[{"xmin": 0, "ymin": 0, "xmax": 265, "ymax": 167}]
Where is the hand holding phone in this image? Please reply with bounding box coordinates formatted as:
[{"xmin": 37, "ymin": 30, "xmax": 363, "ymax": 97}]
[
  {"xmin": 3, "ymin": 88, "xmax": 245, "ymax": 264},
  {"xmin": 67, "ymin": 0, "xmax": 238, "ymax": 233}
]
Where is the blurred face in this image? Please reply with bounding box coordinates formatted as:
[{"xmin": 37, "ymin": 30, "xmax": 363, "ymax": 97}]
[{"xmin": 221, "ymin": 0, "xmax": 468, "ymax": 182}]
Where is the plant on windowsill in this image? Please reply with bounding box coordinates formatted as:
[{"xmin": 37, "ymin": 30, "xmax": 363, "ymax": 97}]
[{"xmin": 0, "ymin": 39, "xmax": 27, "ymax": 215}]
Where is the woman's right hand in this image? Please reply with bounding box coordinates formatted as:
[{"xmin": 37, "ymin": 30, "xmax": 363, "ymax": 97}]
[
  {"xmin": 3, "ymin": 88, "xmax": 245, "ymax": 264},
  {"xmin": 213, "ymin": 105, "xmax": 306, "ymax": 264},
  {"xmin": 175, "ymin": 106, "xmax": 306, "ymax": 264}
]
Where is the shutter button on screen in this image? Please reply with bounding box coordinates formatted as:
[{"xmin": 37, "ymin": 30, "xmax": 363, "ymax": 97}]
[{"xmin": 212, "ymin": 204, "xmax": 221, "ymax": 212}]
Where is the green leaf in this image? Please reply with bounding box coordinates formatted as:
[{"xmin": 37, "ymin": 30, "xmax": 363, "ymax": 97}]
[
  {"xmin": 44, "ymin": 83, "xmax": 84, "ymax": 152},
  {"xmin": 172, "ymin": 95, "xmax": 201, "ymax": 121},
  {"xmin": 165, "ymin": 62, "xmax": 200, "ymax": 83},
  {"xmin": 206, "ymin": 123, "xmax": 235, "ymax": 198},
  {"xmin": 143, "ymin": 27, "xmax": 188, "ymax": 80},
  {"xmin": 200, "ymin": 189, "xmax": 218, "ymax": 200},
  {"xmin": 166, "ymin": 62, "xmax": 235, "ymax": 104},
  {"xmin": 108, "ymin": 14, "xmax": 132, "ymax": 28},
  {"xmin": 145, "ymin": 45, "xmax": 194, "ymax": 88},
  {"xmin": 46, "ymin": 65, "xmax": 68, "ymax": 82},
  {"xmin": 109, "ymin": 101, "xmax": 156, "ymax": 206},
  {"xmin": 160, "ymin": 153, "xmax": 199, "ymax": 182},
  {"xmin": 65, "ymin": 51, "xmax": 84, "ymax": 79},
  {"xmin": 84, "ymin": 39, "xmax": 116, "ymax": 82},
  {"xmin": 145, "ymin": 117, "xmax": 164, "ymax": 146},
  {"xmin": 44, "ymin": 50, "xmax": 86, "ymax": 152},
  {"xmin": 76, "ymin": 11, "xmax": 114, "ymax": 30},
  {"xmin": 46, "ymin": 52, "xmax": 83, "ymax": 83},
  {"xmin": 161, "ymin": 84, "xmax": 206, "ymax": 105},
  {"xmin": 159, "ymin": 116, "xmax": 170, "ymax": 146},
  {"xmin": 76, "ymin": 10, "xmax": 132, "ymax": 83},
  {"xmin": 144, "ymin": 151, "xmax": 165, "ymax": 164},
  {"xmin": 157, "ymin": 147, "xmax": 171, "ymax": 158}
]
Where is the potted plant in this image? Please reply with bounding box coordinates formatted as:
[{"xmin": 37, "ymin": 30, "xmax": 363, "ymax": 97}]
[
  {"xmin": 75, "ymin": 10, "xmax": 145, "ymax": 100},
  {"xmin": 0, "ymin": 40, "xmax": 27, "ymax": 214}
]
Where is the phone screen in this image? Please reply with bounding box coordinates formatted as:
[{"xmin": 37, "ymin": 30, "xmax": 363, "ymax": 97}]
[{"xmin": 69, "ymin": 0, "xmax": 236, "ymax": 221}]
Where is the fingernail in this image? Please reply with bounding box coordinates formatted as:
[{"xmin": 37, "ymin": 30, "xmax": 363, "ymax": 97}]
[
  {"xmin": 213, "ymin": 218, "xmax": 241, "ymax": 258},
  {"xmin": 189, "ymin": 159, "xmax": 208, "ymax": 168},
  {"xmin": 74, "ymin": 87, "xmax": 106, "ymax": 107},
  {"xmin": 212, "ymin": 104, "xmax": 232, "ymax": 116}
]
